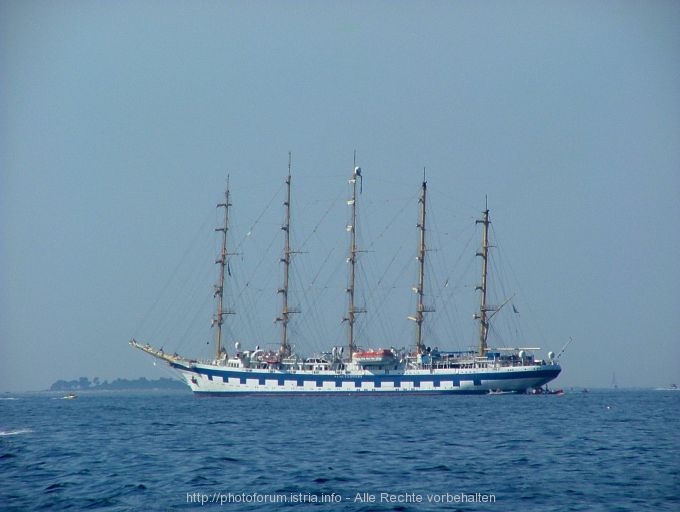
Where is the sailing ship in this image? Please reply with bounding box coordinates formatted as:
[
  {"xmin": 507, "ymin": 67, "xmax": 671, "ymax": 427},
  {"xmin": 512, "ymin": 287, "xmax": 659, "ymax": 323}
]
[{"xmin": 130, "ymin": 158, "xmax": 562, "ymax": 395}]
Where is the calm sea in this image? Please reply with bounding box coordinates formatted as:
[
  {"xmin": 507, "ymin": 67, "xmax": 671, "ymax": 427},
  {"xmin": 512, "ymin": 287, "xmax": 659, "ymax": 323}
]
[{"xmin": 1, "ymin": 389, "xmax": 678, "ymax": 511}]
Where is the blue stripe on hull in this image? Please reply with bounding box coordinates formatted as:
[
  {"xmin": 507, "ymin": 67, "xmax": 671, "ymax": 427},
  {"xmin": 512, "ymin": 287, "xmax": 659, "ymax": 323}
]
[
  {"xmin": 193, "ymin": 389, "xmax": 492, "ymax": 397},
  {"xmin": 173, "ymin": 363, "xmax": 559, "ymax": 382},
  {"xmin": 171, "ymin": 361, "xmax": 560, "ymax": 394}
]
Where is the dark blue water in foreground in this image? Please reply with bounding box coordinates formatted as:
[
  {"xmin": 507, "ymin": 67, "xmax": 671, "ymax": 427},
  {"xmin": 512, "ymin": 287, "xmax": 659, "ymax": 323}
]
[{"xmin": 1, "ymin": 390, "xmax": 678, "ymax": 511}]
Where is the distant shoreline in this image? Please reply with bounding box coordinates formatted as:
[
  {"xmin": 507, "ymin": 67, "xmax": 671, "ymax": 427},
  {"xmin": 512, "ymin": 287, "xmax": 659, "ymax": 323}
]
[{"xmin": 48, "ymin": 377, "xmax": 187, "ymax": 392}]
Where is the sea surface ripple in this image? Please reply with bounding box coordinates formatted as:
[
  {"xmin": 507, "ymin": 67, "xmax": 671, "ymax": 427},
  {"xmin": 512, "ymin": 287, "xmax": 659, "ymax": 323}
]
[{"xmin": 1, "ymin": 390, "xmax": 678, "ymax": 511}]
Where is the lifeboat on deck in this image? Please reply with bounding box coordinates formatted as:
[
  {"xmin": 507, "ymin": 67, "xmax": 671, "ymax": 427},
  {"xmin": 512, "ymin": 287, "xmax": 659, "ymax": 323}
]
[{"xmin": 352, "ymin": 348, "xmax": 395, "ymax": 365}]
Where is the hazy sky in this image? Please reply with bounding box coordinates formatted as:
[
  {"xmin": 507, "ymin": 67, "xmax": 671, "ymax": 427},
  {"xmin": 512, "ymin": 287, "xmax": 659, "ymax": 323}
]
[{"xmin": 2, "ymin": 1, "xmax": 679, "ymax": 392}]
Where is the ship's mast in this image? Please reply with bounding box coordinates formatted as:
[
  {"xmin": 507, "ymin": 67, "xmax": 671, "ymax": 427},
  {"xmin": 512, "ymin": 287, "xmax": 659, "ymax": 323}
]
[
  {"xmin": 475, "ymin": 202, "xmax": 491, "ymax": 356},
  {"xmin": 410, "ymin": 173, "xmax": 430, "ymax": 354},
  {"xmin": 276, "ymin": 153, "xmax": 297, "ymax": 357},
  {"xmin": 214, "ymin": 182, "xmax": 234, "ymax": 361},
  {"xmin": 345, "ymin": 153, "xmax": 364, "ymax": 358}
]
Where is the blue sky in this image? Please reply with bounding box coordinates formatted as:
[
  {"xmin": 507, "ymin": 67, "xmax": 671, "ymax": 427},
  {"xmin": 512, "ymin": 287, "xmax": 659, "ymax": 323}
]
[{"xmin": 2, "ymin": 1, "xmax": 679, "ymax": 392}]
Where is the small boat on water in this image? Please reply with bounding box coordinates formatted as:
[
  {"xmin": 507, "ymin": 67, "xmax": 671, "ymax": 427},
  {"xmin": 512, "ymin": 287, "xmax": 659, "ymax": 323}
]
[
  {"xmin": 488, "ymin": 389, "xmax": 515, "ymax": 395},
  {"xmin": 654, "ymin": 384, "xmax": 678, "ymax": 391},
  {"xmin": 529, "ymin": 386, "xmax": 564, "ymax": 395},
  {"xmin": 62, "ymin": 393, "xmax": 77, "ymax": 400}
]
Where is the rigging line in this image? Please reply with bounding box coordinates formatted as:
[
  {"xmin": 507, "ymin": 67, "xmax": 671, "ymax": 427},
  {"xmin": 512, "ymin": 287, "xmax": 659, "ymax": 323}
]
[
  {"xmin": 439, "ymin": 224, "xmax": 477, "ymax": 296},
  {"xmin": 367, "ymin": 247, "xmax": 412, "ymax": 344},
  {"xmin": 363, "ymin": 193, "xmax": 417, "ymax": 252},
  {"xmin": 303, "ymin": 292, "xmax": 340, "ymax": 350},
  {"xmin": 143, "ymin": 229, "xmax": 215, "ymax": 347},
  {"xmin": 233, "ymin": 223, "xmax": 280, "ymax": 302},
  {"xmin": 364, "ymin": 246, "xmax": 406, "ymax": 317},
  {"xmin": 427, "ymin": 198, "xmax": 472, "ymax": 275},
  {"xmin": 488, "ymin": 222, "xmax": 546, "ymax": 345},
  {"xmin": 374, "ymin": 243, "xmax": 404, "ymax": 287},
  {"xmin": 315, "ymin": 249, "xmax": 345, "ymax": 294},
  {"xmin": 297, "ymin": 190, "xmax": 345, "ymax": 252},
  {"xmin": 177, "ymin": 288, "xmax": 213, "ymax": 352},
  {"xmin": 487, "ymin": 225, "xmax": 509, "ymax": 296},
  {"xmin": 233, "ymin": 181, "xmax": 285, "ymax": 253},
  {"xmin": 426, "ymin": 188, "xmax": 480, "ymax": 222},
  {"xmin": 232, "ymin": 266, "xmax": 268, "ymax": 332},
  {"xmin": 418, "ymin": 193, "xmax": 460, "ymax": 347},
  {"xmin": 189, "ymin": 186, "xmax": 283, "ymax": 349},
  {"xmin": 435, "ymin": 266, "xmax": 477, "ymax": 349},
  {"xmin": 299, "ymin": 251, "xmax": 345, "ymax": 345},
  {"xmin": 352, "ymin": 242, "xmax": 406, "ymax": 345},
  {"xmin": 429, "ymin": 189, "xmax": 484, "ymax": 220},
  {"xmin": 486, "ymin": 322, "xmax": 506, "ymax": 348},
  {"xmin": 489, "ymin": 254, "xmax": 522, "ymax": 342},
  {"xmin": 169, "ymin": 275, "xmax": 215, "ymax": 351},
  {"xmin": 133, "ymin": 211, "xmax": 213, "ymax": 336},
  {"xmin": 308, "ymin": 247, "xmax": 336, "ymax": 287},
  {"xmin": 293, "ymin": 278, "xmax": 332, "ymax": 349},
  {"xmin": 486, "ymin": 224, "xmax": 524, "ymax": 336}
]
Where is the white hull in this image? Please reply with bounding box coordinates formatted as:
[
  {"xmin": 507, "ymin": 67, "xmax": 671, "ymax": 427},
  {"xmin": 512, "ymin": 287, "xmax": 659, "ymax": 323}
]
[{"xmin": 170, "ymin": 360, "xmax": 561, "ymax": 395}]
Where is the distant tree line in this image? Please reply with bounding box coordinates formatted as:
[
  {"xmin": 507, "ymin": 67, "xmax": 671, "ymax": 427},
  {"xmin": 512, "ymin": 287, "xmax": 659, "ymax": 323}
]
[{"xmin": 49, "ymin": 377, "xmax": 186, "ymax": 391}]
